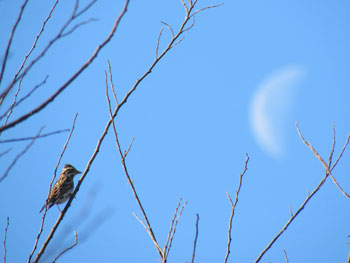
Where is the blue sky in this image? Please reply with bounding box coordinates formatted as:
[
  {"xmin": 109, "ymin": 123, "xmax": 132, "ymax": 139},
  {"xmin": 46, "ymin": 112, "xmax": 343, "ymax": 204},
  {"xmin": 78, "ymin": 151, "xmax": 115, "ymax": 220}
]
[{"xmin": 1, "ymin": 0, "xmax": 350, "ymax": 262}]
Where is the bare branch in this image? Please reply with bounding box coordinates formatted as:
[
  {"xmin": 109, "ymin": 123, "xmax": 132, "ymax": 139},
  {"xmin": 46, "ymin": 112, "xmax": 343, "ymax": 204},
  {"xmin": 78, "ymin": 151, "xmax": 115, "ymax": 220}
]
[
  {"xmin": 60, "ymin": 18, "xmax": 98, "ymax": 38},
  {"xmin": 165, "ymin": 200, "xmax": 188, "ymax": 260},
  {"xmin": 107, "ymin": 60, "xmax": 118, "ymax": 104},
  {"xmin": 296, "ymin": 124, "xmax": 350, "ymax": 199},
  {"xmin": 0, "ymin": 0, "xmax": 57, "ymax": 103},
  {"xmin": 161, "ymin": 21, "xmax": 175, "ymax": 38},
  {"xmin": 189, "ymin": 3, "xmax": 224, "ymax": 18},
  {"xmin": 0, "ymin": 129, "xmax": 69, "ymax": 143},
  {"xmin": 0, "ymin": 75, "xmax": 48, "ymax": 122},
  {"xmin": 106, "ymin": 78, "xmax": 164, "ymax": 259},
  {"xmin": 191, "ymin": 213, "xmax": 199, "ymax": 263},
  {"xmin": 156, "ymin": 27, "xmax": 165, "ymax": 59},
  {"xmin": 0, "ymin": 0, "xmax": 119, "ymax": 133},
  {"xmin": 132, "ymin": 212, "xmax": 163, "ymax": 255},
  {"xmin": 0, "ymin": 0, "xmax": 29, "ymax": 86},
  {"xmin": 51, "ymin": 230, "xmax": 78, "ymax": 263},
  {"xmin": 28, "ymin": 114, "xmax": 78, "ymax": 263},
  {"xmin": 164, "ymin": 199, "xmax": 183, "ymax": 256},
  {"xmin": 3, "ymin": 217, "xmax": 9, "ymax": 263},
  {"xmin": 328, "ymin": 123, "xmax": 336, "ymax": 168},
  {"xmin": 0, "ymin": 127, "xmax": 44, "ymax": 183},
  {"xmin": 254, "ymin": 124, "xmax": 350, "ymax": 262},
  {"xmin": 224, "ymin": 153, "xmax": 249, "ymax": 263},
  {"xmin": 331, "ymin": 133, "xmax": 350, "ymax": 171}
]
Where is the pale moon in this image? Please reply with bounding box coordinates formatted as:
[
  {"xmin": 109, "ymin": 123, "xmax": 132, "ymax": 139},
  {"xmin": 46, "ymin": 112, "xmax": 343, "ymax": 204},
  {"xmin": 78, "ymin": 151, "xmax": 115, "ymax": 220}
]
[{"xmin": 250, "ymin": 66, "xmax": 305, "ymax": 158}]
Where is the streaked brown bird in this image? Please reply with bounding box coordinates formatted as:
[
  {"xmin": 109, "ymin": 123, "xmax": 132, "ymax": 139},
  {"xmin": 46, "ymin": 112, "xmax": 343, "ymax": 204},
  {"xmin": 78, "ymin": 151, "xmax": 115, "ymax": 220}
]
[{"xmin": 40, "ymin": 164, "xmax": 81, "ymax": 213}]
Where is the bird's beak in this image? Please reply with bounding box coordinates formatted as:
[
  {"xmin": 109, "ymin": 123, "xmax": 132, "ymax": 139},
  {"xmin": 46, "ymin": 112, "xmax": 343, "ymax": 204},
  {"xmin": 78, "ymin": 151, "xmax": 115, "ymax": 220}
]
[{"xmin": 76, "ymin": 170, "xmax": 82, "ymax": 175}]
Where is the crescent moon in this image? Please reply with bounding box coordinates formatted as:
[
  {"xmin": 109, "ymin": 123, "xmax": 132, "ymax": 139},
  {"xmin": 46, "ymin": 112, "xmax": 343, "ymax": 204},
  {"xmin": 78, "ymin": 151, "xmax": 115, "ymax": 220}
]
[{"xmin": 250, "ymin": 66, "xmax": 305, "ymax": 158}]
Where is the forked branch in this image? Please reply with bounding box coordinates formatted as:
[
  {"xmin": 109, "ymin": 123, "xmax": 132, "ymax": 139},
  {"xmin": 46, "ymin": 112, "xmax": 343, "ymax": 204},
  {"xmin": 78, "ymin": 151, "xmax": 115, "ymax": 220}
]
[{"xmin": 254, "ymin": 124, "xmax": 350, "ymax": 262}]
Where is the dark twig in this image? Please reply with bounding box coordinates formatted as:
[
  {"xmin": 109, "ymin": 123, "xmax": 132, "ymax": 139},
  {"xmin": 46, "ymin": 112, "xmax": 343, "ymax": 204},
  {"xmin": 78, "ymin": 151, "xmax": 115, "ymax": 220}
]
[
  {"xmin": 0, "ymin": 148, "xmax": 12, "ymax": 158},
  {"xmin": 191, "ymin": 213, "xmax": 199, "ymax": 263},
  {"xmin": 283, "ymin": 248, "xmax": 289, "ymax": 263},
  {"xmin": 0, "ymin": 0, "xmax": 56, "ymax": 103},
  {"xmin": 254, "ymin": 125, "xmax": 350, "ymax": 262},
  {"xmin": 0, "ymin": 75, "xmax": 49, "ymax": 122},
  {"xmin": 28, "ymin": 114, "xmax": 78, "ymax": 263},
  {"xmin": 3, "ymin": 217, "xmax": 9, "ymax": 263},
  {"xmin": 0, "ymin": 0, "xmax": 112, "ymax": 133},
  {"xmin": 224, "ymin": 153, "xmax": 249, "ymax": 263},
  {"xmin": 51, "ymin": 230, "xmax": 78, "ymax": 263},
  {"xmin": 0, "ymin": 129, "xmax": 69, "ymax": 143},
  {"xmin": 0, "ymin": 127, "xmax": 43, "ymax": 183}
]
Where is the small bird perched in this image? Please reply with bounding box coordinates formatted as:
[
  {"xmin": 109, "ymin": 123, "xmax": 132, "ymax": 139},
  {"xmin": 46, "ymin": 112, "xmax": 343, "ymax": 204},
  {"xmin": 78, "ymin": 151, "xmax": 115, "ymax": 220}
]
[{"xmin": 40, "ymin": 164, "xmax": 81, "ymax": 213}]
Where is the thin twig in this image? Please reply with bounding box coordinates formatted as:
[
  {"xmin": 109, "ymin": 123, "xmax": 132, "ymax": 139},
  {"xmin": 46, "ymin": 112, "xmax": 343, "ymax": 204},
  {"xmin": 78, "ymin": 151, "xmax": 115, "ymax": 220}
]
[
  {"xmin": 0, "ymin": 127, "xmax": 44, "ymax": 183},
  {"xmin": 51, "ymin": 230, "xmax": 78, "ymax": 263},
  {"xmin": 156, "ymin": 27, "xmax": 164, "ymax": 59},
  {"xmin": 165, "ymin": 200, "xmax": 188, "ymax": 260},
  {"xmin": 224, "ymin": 153, "xmax": 249, "ymax": 263},
  {"xmin": 28, "ymin": 114, "xmax": 78, "ymax": 263},
  {"xmin": 0, "ymin": 149, "xmax": 12, "ymax": 158},
  {"xmin": 106, "ymin": 81, "xmax": 164, "ymax": 259},
  {"xmin": 164, "ymin": 199, "xmax": 183, "ymax": 256},
  {"xmin": 3, "ymin": 217, "xmax": 9, "ymax": 263},
  {"xmin": 0, "ymin": 0, "xmax": 108, "ymax": 133},
  {"xmin": 0, "ymin": 129, "xmax": 69, "ymax": 143},
  {"xmin": 191, "ymin": 213, "xmax": 199, "ymax": 263},
  {"xmin": 283, "ymin": 248, "xmax": 289, "ymax": 263},
  {"xmin": 107, "ymin": 60, "xmax": 118, "ymax": 105}
]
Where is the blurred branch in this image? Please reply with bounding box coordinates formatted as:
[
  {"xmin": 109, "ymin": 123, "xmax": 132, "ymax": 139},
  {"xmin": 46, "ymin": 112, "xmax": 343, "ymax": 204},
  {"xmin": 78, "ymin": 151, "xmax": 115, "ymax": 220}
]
[
  {"xmin": 191, "ymin": 213, "xmax": 199, "ymax": 263},
  {"xmin": 0, "ymin": 75, "xmax": 48, "ymax": 122},
  {"xmin": 224, "ymin": 153, "xmax": 249, "ymax": 263},
  {"xmin": 31, "ymin": 2, "xmax": 130, "ymax": 262},
  {"xmin": 51, "ymin": 230, "xmax": 78, "ymax": 263},
  {"xmin": 0, "ymin": 148, "xmax": 11, "ymax": 158},
  {"xmin": 3, "ymin": 217, "xmax": 9, "ymax": 263},
  {"xmin": 0, "ymin": 129, "xmax": 69, "ymax": 143},
  {"xmin": 29, "ymin": 114, "xmax": 78, "ymax": 263},
  {"xmin": 0, "ymin": 127, "xmax": 43, "ymax": 183},
  {"xmin": 254, "ymin": 124, "xmax": 350, "ymax": 263},
  {"xmin": 283, "ymin": 248, "xmax": 289, "ymax": 263}
]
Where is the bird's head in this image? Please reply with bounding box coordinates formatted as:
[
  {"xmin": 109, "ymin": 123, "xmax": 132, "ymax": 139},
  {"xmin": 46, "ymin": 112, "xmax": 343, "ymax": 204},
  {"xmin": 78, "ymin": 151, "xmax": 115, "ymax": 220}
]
[{"xmin": 62, "ymin": 164, "xmax": 81, "ymax": 178}]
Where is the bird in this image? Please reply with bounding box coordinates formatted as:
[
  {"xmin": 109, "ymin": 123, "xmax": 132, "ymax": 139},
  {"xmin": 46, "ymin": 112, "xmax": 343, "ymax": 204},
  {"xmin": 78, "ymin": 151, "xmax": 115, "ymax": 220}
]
[{"xmin": 40, "ymin": 164, "xmax": 81, "ymax": 213}]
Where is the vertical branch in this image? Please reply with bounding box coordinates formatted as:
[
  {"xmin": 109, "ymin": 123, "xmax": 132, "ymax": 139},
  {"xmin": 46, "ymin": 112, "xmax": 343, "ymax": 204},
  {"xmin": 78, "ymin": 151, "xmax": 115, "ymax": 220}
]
[
  {"xmin": 28, "ymin": 114, "xmax": 78, "ymax": 263},
  {"xmin": 3, "ymin": 217, "xmax": 9, "ymax": 263},
  {"xmin": 191, "ymin": 213, "xmax": 199, "ymax": 263},
  {"xmin": 224, "ymin": 153, "xmax": 249, "ymax": 263},
  {"xmin": 164, "ymin": 200, "xmax": 188, "ymax": 261}
]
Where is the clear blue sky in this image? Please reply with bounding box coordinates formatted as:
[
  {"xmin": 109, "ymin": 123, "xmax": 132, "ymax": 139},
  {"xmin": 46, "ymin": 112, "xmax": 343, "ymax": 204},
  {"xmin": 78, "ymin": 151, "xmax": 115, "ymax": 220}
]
[{"xmin": 1, "ymin": 0, "xmax": 350, "ymax": 262}]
